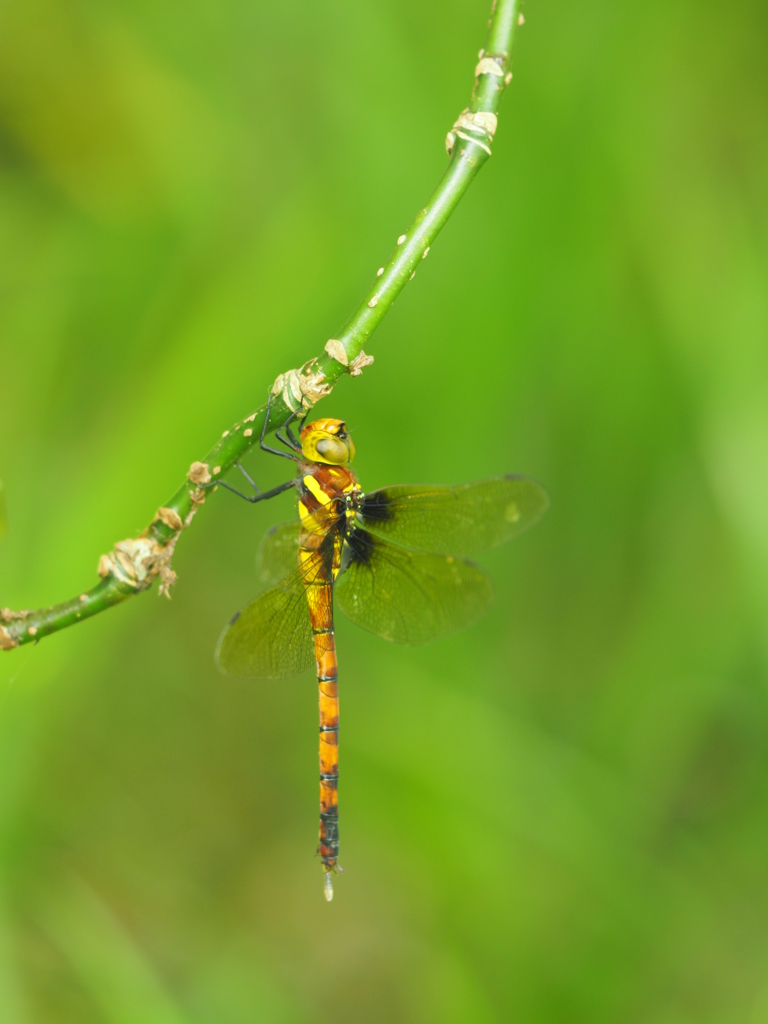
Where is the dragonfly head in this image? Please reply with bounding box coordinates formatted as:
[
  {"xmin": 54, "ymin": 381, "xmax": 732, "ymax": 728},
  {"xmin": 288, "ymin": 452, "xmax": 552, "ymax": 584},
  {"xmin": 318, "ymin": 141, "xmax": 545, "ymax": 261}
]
[{"xmin": 300, "ymin": 418, "xmax": 356, "ymax": 465}]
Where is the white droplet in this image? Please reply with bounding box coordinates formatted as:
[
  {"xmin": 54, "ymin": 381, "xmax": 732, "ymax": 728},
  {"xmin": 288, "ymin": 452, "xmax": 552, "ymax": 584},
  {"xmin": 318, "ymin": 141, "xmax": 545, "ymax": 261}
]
[{"xmin": 324, "ymin": 873, "xmax": 334, "ymax": 901}]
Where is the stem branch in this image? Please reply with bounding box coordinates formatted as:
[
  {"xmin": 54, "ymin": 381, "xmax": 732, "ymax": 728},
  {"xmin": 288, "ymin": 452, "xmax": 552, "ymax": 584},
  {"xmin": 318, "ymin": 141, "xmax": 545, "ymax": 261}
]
[{"xmin": 1, "ymin": 0, "xmax": 522, "ymax": 652}]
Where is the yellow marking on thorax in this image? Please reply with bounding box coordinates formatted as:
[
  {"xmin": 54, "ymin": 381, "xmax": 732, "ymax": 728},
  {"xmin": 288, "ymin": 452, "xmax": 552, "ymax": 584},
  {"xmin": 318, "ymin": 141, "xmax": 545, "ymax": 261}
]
[{"xmin": 304, "ymin": 474, "xmax": 332, "ymax": 505}]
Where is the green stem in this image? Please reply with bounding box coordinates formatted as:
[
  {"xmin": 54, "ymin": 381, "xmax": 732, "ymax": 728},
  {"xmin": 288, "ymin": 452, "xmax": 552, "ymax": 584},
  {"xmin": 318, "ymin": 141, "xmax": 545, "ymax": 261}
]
[{"xmin": 0, "ymin": 0, "xmax": 522, "ymax": 653}]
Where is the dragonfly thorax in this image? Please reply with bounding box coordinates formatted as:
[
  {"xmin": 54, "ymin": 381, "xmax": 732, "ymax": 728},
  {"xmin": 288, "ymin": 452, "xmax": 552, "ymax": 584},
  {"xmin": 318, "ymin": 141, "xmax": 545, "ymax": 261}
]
[
  {"xmin": 300, "ymin": 418, "xmax": 355, "ymax": 465},
  {"xmin": 297, "ymin": 461, "xmax": 360, "ymax": 517}
]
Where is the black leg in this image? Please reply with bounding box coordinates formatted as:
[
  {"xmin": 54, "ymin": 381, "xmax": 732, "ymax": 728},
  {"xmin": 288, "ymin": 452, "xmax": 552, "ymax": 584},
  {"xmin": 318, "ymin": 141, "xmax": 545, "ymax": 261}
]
[
  {"xmin": 235, "ymin": 462, "xmax": 262, "ymax": 496},
  {"xmin": 281, "ymin": 407, "xmax": 304, "ymax": 452},
  {"xmin": 260, "ymin": 394, "xmax": 300, "ymax": 462},
  {"xmin": 275, "ymin": 426, "xmax": 302, "ymax": 452},
  {"xmin": 275, "ymin": 406, "xmax": 303, "ymax": 452},
  {"xmin": 206, "ymin": 477, "xmax": 297, "ymax": 505}
]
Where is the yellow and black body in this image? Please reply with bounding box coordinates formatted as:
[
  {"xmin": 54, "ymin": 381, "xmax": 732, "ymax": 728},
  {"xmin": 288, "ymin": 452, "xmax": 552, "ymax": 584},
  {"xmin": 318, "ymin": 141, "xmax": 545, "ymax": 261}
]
[
  {"xmin": 295, "ymin": 419, "xmax": 359, "ymax": 881},
  {"xmin": 215, "ymin": 405, "xmax": 549, "ymax": 900}
]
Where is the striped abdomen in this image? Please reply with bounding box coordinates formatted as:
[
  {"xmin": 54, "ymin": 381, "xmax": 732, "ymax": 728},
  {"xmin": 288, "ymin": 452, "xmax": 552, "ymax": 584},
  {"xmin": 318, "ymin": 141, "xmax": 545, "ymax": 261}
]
[
  {"xmin": 297, "ymin": 520, "xmax": 343, "ymax": 897},
  {"xmin": 315, "ymin": 617, "xmax": 339, "ymax": 872}
]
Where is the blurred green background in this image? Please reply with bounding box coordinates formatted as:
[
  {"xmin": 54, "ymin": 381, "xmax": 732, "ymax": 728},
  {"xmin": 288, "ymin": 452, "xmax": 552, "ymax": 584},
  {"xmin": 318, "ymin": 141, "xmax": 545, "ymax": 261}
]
[{"xmin": 1, "ymin": 0, "xmax": 767, "ymax": 1020}]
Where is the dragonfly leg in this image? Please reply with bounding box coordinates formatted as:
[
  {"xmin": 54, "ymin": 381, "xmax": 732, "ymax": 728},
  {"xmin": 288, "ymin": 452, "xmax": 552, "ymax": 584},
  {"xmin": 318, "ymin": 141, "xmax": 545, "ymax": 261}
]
[
  {"xmin": 236, "ymin": 461, "xmax": 261, "ymax": 495},
  {"xmin": 260, "ymin": 394, "xmax": 300, "ymax": 462},
  {"xmin": 276, "ymin": 423, "xmax": 301, "ymax": 452},
  {"xmin": 275, "ymin": 405, "xmax": 304, "ymax": 453},
  {"xmin": 288, "ymin": 403, "xmax": 309, "ymax": 450},
  {"xmin": 209, "ymin": 477, "xmax": 296, "ymax": 504}
]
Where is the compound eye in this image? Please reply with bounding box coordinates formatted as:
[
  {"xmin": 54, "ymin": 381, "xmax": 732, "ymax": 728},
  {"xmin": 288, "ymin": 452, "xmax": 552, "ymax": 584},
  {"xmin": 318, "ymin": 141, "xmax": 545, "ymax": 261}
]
[{"xmin": 316, "ymin": 436, "xmax": 349, "ymax": 463}]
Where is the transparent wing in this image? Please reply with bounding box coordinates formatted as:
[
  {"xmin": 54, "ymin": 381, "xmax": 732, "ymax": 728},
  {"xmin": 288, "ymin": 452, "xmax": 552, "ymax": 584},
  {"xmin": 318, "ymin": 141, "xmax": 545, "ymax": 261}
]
[
  {"xmin": 258, "ymin": 521, "xmax": 302, "ymax": 585},
  {"xmin": 216, "ymin": 568, "xmax": 315, "ymax": 679},
  {"xmin": 219, "ymin": 517, "xmax": 340, "ymax": 679},
  {"xmin": 335, "ymin": 528, "xmax": 494, "ymax": 645},
  {"xmin": 356, "ymin": 475, "xmax": 549, "ymax": 556}
]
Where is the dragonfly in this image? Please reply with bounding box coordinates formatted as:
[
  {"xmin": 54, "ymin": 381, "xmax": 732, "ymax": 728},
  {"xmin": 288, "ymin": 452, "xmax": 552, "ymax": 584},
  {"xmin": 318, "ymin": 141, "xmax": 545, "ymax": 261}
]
[{"xmin": 213, "ymin": 400, "xmax": 548, "ymax": 900}]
